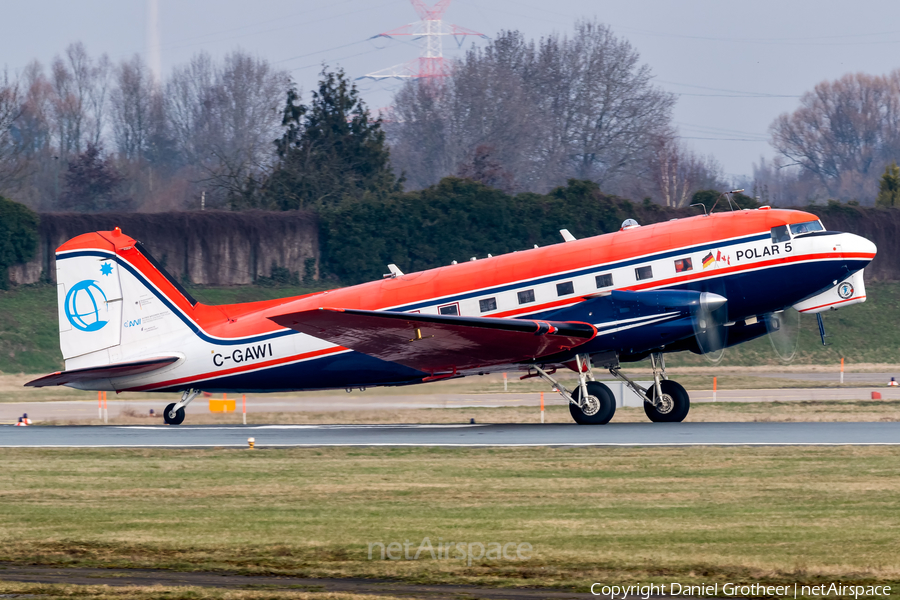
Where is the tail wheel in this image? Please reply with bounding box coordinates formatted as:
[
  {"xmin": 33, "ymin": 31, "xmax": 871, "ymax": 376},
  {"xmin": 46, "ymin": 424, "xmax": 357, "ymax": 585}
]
[
  {"xmin": 569, "ymin": 381, "xmax": 616, "ymax": 425},
  {"xmin": 164, "ymin": 402, "xmax": 185, "ymax": 425},
  {"xmin": 644, "ymin": 380, "xmax": 690, "ymax": 423}
]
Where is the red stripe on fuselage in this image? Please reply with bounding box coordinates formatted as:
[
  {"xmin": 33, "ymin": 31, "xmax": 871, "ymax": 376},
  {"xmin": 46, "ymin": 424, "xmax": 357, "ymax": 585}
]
[
  {"xmin": 124, "ymin": 346, "xmax": 347, "ymax": 391},
  {"xmin": 798, "ymin": 295, "xmax": 867, "ymax": 313}
]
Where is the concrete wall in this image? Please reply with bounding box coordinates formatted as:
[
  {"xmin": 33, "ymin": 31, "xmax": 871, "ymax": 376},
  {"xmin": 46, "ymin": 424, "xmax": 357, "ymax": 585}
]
[{"xmin": 8, "ymin": 210, "xmax": 318, "ymax": 286}]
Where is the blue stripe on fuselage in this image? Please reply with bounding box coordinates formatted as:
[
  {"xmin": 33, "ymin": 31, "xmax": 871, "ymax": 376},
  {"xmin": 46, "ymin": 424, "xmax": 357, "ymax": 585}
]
[
  {"xmin": 146, "ymin": 348, "xmax": 427, "ymax": 393},
  {"xmin": 385, "ymin": 233, "xmax": 771, "ymax": 312}
]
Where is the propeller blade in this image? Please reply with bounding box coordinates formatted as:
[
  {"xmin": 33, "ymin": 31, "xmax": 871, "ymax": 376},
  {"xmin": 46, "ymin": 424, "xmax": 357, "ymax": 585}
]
[
  {"xmin": 693, "ymin": 292, "xmax": 728, "ymax": 364},
  {"xmin": 765, "ymin": 308, "xmax": 801, "ymax": 363}
]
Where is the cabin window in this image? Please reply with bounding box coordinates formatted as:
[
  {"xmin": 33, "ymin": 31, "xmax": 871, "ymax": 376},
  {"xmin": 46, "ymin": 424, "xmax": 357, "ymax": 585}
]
[
  {"xmin": 556, "ymin": 281, "xmax": 574, "ymax": 296},
  {"xmin": 595, "ymin": 273, "xmax": 613, "ymax": 288},
  {"xmin": 674, "ymin": 258, "xmax": 693, "ymax": 273},
  {"xmin": 479, "ymin": 297, "xmax": 497, "ymax": 312},
  {"xmin": 438, "ymin": 303, "xmax": 459, "ymax": 315},
  {"xmin": 635, "ymin": 266, "xmax": 653, "ymax": 281},
  {"xmin": 790, "ymin": 220, "xmax": 825, "ymax": 235},
  {"xmin": 517, "ymin": 289, "xmax": 535, "ymax": 304},
  {"xmin": 771, "ymin": 225, "xmax": 791, "ymax": 243}
]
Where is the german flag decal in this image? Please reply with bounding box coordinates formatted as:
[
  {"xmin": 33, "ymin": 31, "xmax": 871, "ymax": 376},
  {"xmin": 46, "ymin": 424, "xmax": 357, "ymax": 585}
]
[{"xmin": 702, "ymin": 252, "xmax": 715, "ymax": 268}]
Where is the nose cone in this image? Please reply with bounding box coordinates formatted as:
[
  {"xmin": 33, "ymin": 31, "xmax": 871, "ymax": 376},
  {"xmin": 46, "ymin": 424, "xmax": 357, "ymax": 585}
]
[
  {"xmin": 700, "ymin": 292, "xmax": 727, "ymax": 312},
  {"xmin": 846, "ymin": 233, "xmax": 877, "ymax": 264}
]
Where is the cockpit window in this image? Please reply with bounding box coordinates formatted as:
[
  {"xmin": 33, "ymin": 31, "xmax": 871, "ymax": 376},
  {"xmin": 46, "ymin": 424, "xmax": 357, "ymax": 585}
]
[
  {"xmin": 789, "ymin": 220, "xmax": 824, "ymax": 235},
  {"xmin": 770, "ymin": 225, "xmax": 790, "ymax": 244}
]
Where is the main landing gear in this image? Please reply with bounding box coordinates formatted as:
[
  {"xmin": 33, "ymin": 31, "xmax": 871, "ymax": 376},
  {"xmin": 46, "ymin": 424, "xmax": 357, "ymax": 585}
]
[
  {"xmin": 529, "ymin": 352, "xmax": 690, "ymax": 424},
  {"xmin": 532, "ymin": 355, "xmax": 616, "ymax": 424},
  {"xmin": 164, "ymin": 388, "xmax": 199, "ymax": 425}
]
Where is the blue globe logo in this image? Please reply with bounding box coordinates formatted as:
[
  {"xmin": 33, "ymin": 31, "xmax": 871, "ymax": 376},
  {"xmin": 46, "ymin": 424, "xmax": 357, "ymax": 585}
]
[{"xmin": 64, "ymin": 280, "xmax": 110, "ymax": 332}]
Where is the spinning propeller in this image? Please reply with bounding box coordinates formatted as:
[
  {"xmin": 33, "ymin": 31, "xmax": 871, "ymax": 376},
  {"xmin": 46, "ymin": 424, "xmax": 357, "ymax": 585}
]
[
  {"xmin": 764, "ymin": 308, "xmax": 801, "ymax": 363},
  {"xmin": 690, "ymin": 294, "xmax": 802, "ymax": 364},
  {"xmin": 692, "ymin": 292, "xmax": 729, "ymax": 364}
]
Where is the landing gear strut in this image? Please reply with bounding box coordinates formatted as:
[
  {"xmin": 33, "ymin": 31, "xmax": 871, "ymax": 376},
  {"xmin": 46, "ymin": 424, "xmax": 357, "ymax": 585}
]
[
  {"xmin": 608, "ymin": 352, "xmax": 690, "ymax": 423},
  {"xmin": 164, "ymin": 389, "xmax": 199, "ymax": 425},
  {"xmin": 532, "ymin": 354, "xmax": 616, "ymax": 424}
]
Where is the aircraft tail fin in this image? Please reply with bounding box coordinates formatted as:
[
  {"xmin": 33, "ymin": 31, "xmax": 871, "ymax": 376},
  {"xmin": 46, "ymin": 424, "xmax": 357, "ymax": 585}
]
[{"xmin": 55, "ymin": 228, "xmax": 197, "ymax": 369}]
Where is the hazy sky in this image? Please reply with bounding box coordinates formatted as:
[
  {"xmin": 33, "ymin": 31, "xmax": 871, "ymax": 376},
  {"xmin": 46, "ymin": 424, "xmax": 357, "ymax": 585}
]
[{"xmin": 4, "ymin": 0, "xmax": 899, "ymax": 180}]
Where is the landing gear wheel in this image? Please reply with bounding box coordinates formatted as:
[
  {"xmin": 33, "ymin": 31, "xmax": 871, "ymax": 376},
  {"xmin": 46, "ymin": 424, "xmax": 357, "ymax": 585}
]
[
  {"xmin": 569, "ymin": 381, "xmax": 616, "ymax": 425},
  {"xmin": 164, "ymin": 402, "xmax": 185, "ymax": 425},
  {"xmin": 644, "ymin": 380, "xmax": 690, "ymax": 423}
]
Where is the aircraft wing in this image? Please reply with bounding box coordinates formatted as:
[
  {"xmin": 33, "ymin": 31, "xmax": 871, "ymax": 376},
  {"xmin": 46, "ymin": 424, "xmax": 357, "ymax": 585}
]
[
  {"xmin": 25, "ymin": 356, "xmax": 181, "ymax": 387},
  {"xmin": 269, "ymin": 308, "xmax": 596, "ymax": 373}
]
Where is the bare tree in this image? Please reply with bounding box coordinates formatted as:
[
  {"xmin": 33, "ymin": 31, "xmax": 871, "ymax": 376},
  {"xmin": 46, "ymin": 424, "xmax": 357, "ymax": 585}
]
[
  {"xmin": 165, "ymin": 50, "xmax": 288, "ymax": 205},
  {"xmin": 770, "ymin": 70, "xmax": 900, "ymax": 202},
  {"xmin": 48, "ymin": 43, "xmax": 112, "ymax": 159},
  {"xmin": 0, "ymin": 45, "xmax": 289, "ymax": 211},
  {"xmin": 390, "ymin": 79, "xmax": 455, "ymax": 189},
  {"xmin": 86, "ymin": 53, "xmax": 112, "ymax": 148},
  {"xmin": 0, "ymin": 70, "xmax": 26, "ymax": 194},
  {"xmin": 652, "ymin": 134, "xmax": 724, "ymax": 207},
  {"xmin": 456, "ymin": 144, "xmax": 515, "ymax": 192},
  {"xmin": 543, "ymin": 21, "xmax": 675, "ymax": 190},
  {"xmin": 110, "ymin": 54, "xmax": 155, "ymax": 160},
  {"xmin": 388, "ymin": 20, "xmax": 675, "ymax": 194},
  {"xmin": 166, "ymin": 52, "xmax": 216, "ymax": 169}
]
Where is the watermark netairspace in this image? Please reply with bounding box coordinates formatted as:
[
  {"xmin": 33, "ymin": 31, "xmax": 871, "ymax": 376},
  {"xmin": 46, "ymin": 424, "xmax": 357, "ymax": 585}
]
[
  {"xmin": 590, "ymin": 582, "xmax": 892, "ymax": 599},
  {"xmin": 368, "ymin": 537, "xmax": 532, "ymax": 567}
]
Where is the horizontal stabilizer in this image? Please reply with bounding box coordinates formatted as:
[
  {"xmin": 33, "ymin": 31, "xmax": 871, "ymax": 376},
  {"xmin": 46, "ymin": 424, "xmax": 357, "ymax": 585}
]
[
  {"xmin": 25, "ymin": 356, "xmax": 180, "ymax": 388},
  {"xmin": 269, "ymin": 308, "xmax": 596, "ymax": 373}
]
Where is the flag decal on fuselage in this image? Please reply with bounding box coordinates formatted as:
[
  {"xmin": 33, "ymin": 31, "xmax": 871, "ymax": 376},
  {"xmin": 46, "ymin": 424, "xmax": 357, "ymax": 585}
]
[{"xmin": 702, "ymin": 252, "xmax": 715, "ymax": 269}]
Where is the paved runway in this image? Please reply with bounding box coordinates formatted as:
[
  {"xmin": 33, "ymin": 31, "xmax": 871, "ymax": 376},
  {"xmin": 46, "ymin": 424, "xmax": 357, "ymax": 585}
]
[{"xmin": 3, "ymin": 421, "xmax": 900, "ymax": 447}]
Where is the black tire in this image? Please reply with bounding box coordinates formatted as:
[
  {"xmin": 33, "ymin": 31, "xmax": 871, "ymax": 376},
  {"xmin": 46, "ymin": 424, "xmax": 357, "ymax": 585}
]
[
  {"xmin": 644, "ymin": 380, "xmax": 690, "ymax": 423},
  {"xmin": 164, "ymin": 402, "xmax": 185, "ymax": 425},
  {"xmin": 569, "ymin": 381, "xmax": 616, "ymax": 425}
]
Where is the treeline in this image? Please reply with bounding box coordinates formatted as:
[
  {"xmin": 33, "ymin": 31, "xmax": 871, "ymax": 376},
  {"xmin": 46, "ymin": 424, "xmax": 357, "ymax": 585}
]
[
  {"xmin": 757, "ymin": 70, "xmax": 900, "ymax": 205},
  {"xmin": 0, "ymin": 44, "xmax": 288, "ymax": 212},
  {"xmin": 0, "ymin": 21, "xmax": 732, "ymax": 214},
  {"xmin": 319, "ymin": 178, "xmax": 689, "ymax": 284},
  {"xmin": 386, "ymin": 21, "xmax": 724, "ymax": 204},
  {"xmin": 1, "ymin": 19, "xmax": 900, "ymax": 219}
]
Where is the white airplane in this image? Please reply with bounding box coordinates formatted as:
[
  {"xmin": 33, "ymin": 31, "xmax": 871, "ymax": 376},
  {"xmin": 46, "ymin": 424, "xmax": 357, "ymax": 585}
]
[{"xmin": 27, "ymin": 206, "xmax": 876, "ymax": 425}]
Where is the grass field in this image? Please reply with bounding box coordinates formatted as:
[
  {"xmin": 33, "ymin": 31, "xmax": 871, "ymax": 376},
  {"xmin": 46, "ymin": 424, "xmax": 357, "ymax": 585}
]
[
  {"xmin": 0, "ymin": 581, "xmax": 402, "ymax": 600},
  {"xmin": 2, "ymin": 281, "xmax": 899, "ymax": 375},
  {"xmin": 1, "ymin": 447, "xmax": 898, "ymax": 592}
]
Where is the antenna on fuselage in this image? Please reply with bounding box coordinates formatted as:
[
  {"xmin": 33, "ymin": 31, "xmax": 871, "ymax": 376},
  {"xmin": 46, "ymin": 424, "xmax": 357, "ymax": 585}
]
[
  {"xmin": 384, "ymin": 264, "xmax": 404, "ymax": 279},
  {"xmin": 709, "ymin": 189, "xmax": 744, "ymax": 213},
  {"xmin": 690, "ymin": 203, "xmax": 708, "ymax": 216}
]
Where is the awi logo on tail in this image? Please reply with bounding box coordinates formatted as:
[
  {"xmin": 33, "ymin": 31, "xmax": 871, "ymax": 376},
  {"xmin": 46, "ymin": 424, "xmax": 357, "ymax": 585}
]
[{"xmin": 64, "ymin": 280, "xmax": 110, "ymax": 332}]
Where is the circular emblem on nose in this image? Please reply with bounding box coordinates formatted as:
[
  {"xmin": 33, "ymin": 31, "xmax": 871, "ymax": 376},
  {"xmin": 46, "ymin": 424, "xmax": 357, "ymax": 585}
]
[{"xmin": 837, "ymin": 281, "xmax": 854, "ymax": 299}]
